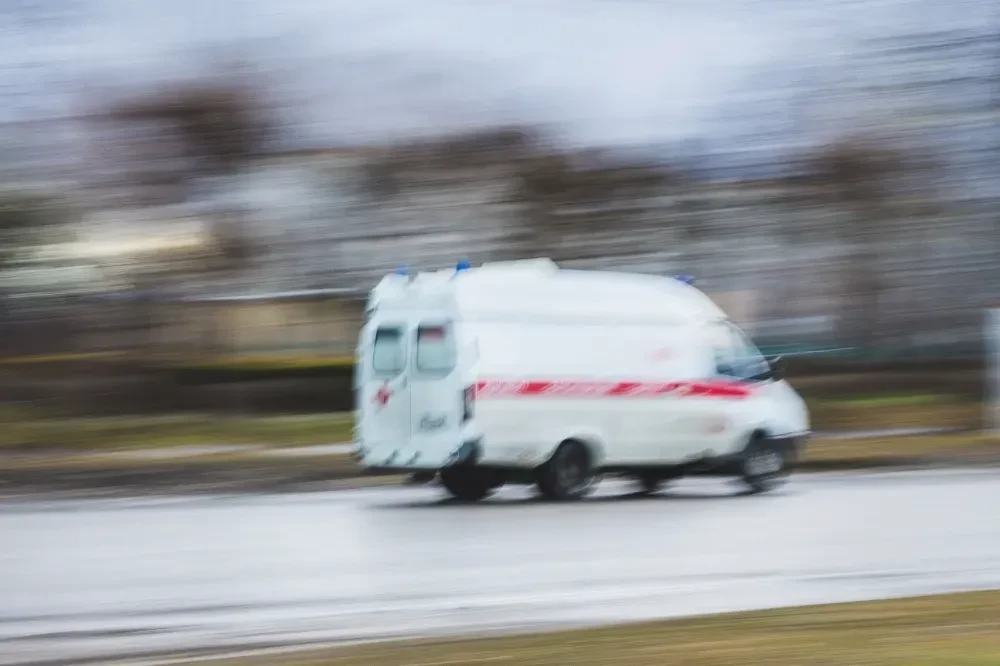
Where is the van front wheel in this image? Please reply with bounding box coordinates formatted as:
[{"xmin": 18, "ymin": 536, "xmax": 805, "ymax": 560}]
[
  {"xmin": 536, "ymin": 440, "xmax": 596, "ymax": 501},
  {"xmin": 439, "ymin": 468, "xmax": 497, "ymax": 502},
  {"xmin": 739, "ymin": 434, "xmax": 790, "ymax": 494}
]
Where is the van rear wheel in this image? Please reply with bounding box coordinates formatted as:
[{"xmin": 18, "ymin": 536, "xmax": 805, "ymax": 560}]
[
  {"xmin": 536, "ymin": 440, "xmax": 596, "ymax": 501},
  {"xmin": 439, "ymin": 468, "xmax": 498, "ymax": 502}
]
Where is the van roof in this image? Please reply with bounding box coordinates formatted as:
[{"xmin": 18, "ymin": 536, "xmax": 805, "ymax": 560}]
[{"xmin": 369, "ymin": 260, "xmax": 728, "ymax": 324}]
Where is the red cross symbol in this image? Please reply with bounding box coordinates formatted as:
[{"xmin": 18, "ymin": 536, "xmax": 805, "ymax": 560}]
[
  {"xmin": 650, "ymin": 347, "xmax": 673, "ymax": 361},
  {"xmin": 373, "ymin": 384, "xmax": 393, "ymax": 408}
]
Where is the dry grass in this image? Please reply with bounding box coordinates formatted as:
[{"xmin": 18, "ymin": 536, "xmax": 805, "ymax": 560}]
[
  {"xmin": 808, "ymin": 395, "xmax": 983, "ymax": 431},
  {"xmin": 174, "ymin": 590, "xmax": 1000, "ymax": 665},
  {"xmin": 805, "ymin": 432, "xmax": 1000, "ymax": 464},
  {"xmin": 0, "ymin": 412, "xmax": 354, "ymax": 452}
]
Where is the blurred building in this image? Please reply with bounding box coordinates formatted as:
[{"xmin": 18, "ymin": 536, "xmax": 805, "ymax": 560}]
[{"xmin": 0, "ymin": 0, "xmax": 997, "ymax": 356}]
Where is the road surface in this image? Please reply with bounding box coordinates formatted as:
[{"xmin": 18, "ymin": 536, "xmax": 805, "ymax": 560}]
[{"xmin": 3, "ymin": 469, "xmax": 1000, "ymax": 664}]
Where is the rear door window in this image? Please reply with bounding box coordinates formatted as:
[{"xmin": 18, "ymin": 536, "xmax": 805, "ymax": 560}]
[
  {"xmin": 372, "ymin": 326, "xmax": 406, "ymax": 376},
  {"xmin": 415, "ymin": 323, "xmax": 457, "ymax": 375}
]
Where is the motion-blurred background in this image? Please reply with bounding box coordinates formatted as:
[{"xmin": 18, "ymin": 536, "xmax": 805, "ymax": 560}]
[{"xmin": 0, "ymin": 0, "xmax": 997, "ymax": 425}]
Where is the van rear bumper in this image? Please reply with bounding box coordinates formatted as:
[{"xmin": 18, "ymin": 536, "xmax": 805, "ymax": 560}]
[{"xmin": 355, "ymin": 437, "xmax": 483, "ymax": 473}]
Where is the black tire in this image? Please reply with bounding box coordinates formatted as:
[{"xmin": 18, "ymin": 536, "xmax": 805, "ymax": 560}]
[
  {"xmin": 439, "ymin": 468, "xmax": 497, "ymax": 502},
  {"xmin": 536, "ymin": 440, "xmax": 597, "ymax": 501},
  {"xmin": 634, "ymin": 473, "xmax": 675, "ymax": 495},
  {"xmin": 636, "ymin": 475, "xmax": 660, "ymax": 494},
  {"xmin": 739, "ymin": 434, "xmax": 790, "ymax": 494}
]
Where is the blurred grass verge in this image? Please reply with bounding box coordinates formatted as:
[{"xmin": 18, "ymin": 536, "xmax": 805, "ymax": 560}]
[
  {"xmin": 804, "ymin": 432, "xmax": 1000, "ymax": 468},
  {"xmin": 0, "ymin": 393, "xmax": 986, "ymax": 453},
  {"xmin": 0, "ymin": 411, "xmax": 354, "ymax": 452},
  {"xmin": 807, "ymin": 394, "xmax": 983, "ymax": 431},
  {"xmin": 168, "ymin": 590, "xmax": 1000, "ymax": 665},
  {"xmin": 0, "ymin": 455, "xmax": 406, "ymax": 495}
]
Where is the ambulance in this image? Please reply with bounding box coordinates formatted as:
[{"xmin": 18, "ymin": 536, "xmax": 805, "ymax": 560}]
[{"xmin": 353, "ymin": 259, "xmax": 809, "ymax": 501}]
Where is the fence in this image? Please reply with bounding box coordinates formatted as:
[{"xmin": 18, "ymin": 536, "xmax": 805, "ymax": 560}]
[
  {"xmin": 1, "ymin": 283, "xmax": 988, "ymax": 365},
  {"xmin": 0, "ymin": 286, "xmax": 759, "ymax": 362}
]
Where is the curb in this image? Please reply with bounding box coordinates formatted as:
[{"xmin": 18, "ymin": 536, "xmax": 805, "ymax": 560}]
[{"xmin": 1, "ymin": 456, "xmax": 998, "ymax": 500}]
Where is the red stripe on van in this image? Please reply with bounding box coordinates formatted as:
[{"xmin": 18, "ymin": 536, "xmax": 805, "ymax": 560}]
[{"xmin": 474, "ymin": 379, "xmax": 753, "ymax": 399}]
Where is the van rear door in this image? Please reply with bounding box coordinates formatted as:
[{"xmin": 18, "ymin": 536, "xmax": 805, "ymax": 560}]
[
  {"xmin": 364, "ymin": 325, "xmax": 411, "ymax": 462},
  {"xmin": 408, "ymin": 321, "xmax": 464, "ymax": 466}
]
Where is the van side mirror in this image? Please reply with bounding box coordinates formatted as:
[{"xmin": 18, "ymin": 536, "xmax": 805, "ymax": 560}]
[{"xmin": 767, "ymin": 355, "xmax": 786, "ymax": 381}]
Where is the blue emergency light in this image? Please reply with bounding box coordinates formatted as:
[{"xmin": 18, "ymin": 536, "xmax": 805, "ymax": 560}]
[
  {"xmin": 456, "ymin": 260, "xmax": 471, "ymax": 272},
  {"xmin": 675, "ymin": 274, "xmax": 694, "ymax": 285},
  {"xmin": 394, "ymin": 266, "xmax": 408, "ymax": 276}
]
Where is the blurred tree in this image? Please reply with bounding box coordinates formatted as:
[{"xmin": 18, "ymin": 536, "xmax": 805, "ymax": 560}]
[
  {"xmin": 201, "ymin": 210, "xmax": 257, "ymax": 285},
  {"xmin": 670, "ymin": 186, "xmax": 715, "ymax": 280},
  {"xmin": 360, "ymin": 157, "xmax": 402, "ymax": 203},
  {"xmin": 507, "ymin": 147, "xmax": 672, "ymax": 260},
  {"xmin": 801, "ymin": 134, "xmax": 916, "ymax": 350},
  {"xmin": 360, "ymin": 125, "xmax": 539, "ymax": 202},
  {"xmin": 100, "ymin": 72, "xmax": 276, "ymax": 296},
  {"xmin": 0, "ymin": 193, "xmax": 66, "ymax": 269},
  {"xmin": 107, "ymin": 77, "xmax": 275, "ymax": 184},
  {"xmin": 421, "ymin": 125, "xmax": 538, "ymax": 170},
  {"xmin": 123, "ymin": 213, "xmax": 256, "ymax": 357},
  {"xmin": 0, "ymin": 192, "xmax": 71, "ymax": 352},
  {"xmin": 508, "ymin": 152, "xmax": 574, "ymax": 255},
  {"xmin": 358, "ymin": 126, "xmax": 549, "ymax": 262}
]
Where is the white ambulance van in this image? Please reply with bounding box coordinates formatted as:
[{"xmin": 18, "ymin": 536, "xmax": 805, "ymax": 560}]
[{"xmin": 353, "ymin": 259, "xmax": 809, "ymax": 501}]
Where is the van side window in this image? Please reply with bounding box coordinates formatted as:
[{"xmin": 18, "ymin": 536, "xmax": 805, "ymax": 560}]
[
  {"xmin": 372, "ymin": 327, "xmax": 405, "ymax": 376},
  {"xmin": 710, "ymin": 322, "xmax": 770, "ymax": 382},
  {"xmin": 415, "ymin": 323, "xmax": 457, "ymax": 375}
]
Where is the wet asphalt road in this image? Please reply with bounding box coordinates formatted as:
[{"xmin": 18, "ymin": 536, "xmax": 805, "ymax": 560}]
[{"xmin": 3, "ymin": 469, "xmax": 1000, "ymax": 665}]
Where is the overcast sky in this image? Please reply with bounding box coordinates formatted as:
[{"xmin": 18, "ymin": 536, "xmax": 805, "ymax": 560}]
[{"xmin": 1, "ymin": 0, "xmax": 993, "ymax": 148}]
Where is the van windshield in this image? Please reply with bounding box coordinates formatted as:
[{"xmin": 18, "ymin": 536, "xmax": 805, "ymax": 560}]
[
  {"xmin": 416, "ymin": 324, "xmax": 457, "ymax": 375},
  {"xmin": 710, "ymin": 321, "xmax": 771, "ymax": 382}
]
